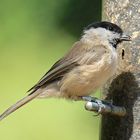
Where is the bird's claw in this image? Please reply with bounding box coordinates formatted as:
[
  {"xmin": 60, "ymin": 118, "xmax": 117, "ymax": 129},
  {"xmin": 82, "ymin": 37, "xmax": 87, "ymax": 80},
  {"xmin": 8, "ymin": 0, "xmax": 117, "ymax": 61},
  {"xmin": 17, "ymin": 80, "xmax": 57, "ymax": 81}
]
[
  {"xmin": 94, "ymin": 99, "xmax": 105, "ymax": 116},
  {"xmin": 82, "ymin": 96, "xmax": 106, "ymax": 116}
]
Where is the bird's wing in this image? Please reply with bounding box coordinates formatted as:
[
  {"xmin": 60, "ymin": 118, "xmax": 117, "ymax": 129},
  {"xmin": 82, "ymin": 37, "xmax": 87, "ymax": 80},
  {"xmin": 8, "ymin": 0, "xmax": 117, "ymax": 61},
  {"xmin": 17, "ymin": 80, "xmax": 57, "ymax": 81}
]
[
  {"xmin": 28, "ymin": 41, "xmax": 86, "ymax": 93},
  {"xmin": 28, "ymin": 58, "xmax": 79, "ymax": 94},
  {"xmin": 28, "ymin": 42, "xmax": 106, "ymax": 94}
]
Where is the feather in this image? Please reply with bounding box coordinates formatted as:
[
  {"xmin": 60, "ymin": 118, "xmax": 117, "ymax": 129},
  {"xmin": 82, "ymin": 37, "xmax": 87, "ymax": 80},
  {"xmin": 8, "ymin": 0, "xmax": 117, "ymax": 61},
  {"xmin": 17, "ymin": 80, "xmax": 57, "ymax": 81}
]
[{"xmin": 0, "ymin": 90, "xmax": 41, "ymax": 121}]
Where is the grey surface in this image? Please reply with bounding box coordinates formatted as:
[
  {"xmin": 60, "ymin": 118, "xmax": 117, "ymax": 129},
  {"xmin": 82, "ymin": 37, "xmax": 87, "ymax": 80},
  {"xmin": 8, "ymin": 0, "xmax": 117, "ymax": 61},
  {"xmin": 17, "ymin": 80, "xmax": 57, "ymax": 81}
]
[{"xmin": 101, "ymin": 0, "xmax": 140, "ymax": 140}]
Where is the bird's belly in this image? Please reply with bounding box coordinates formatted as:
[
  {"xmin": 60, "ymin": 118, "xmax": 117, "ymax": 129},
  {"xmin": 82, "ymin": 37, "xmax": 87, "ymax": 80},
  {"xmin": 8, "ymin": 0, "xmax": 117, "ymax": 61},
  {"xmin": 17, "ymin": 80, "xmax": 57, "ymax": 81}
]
[{"xmin": 60, "ymin": 62, "xmax": 117, "ymax": 99}]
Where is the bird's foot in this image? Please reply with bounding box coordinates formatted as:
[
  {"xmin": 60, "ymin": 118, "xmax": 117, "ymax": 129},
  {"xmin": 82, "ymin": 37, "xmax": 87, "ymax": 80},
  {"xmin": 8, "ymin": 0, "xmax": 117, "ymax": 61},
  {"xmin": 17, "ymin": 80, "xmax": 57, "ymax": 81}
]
[
  {"xmin": 93, "ymin": 99, "xmax": 105, "ymax": 116},
  {"xmin": 82, "ymin": 96, "xmax": 106, "ymax": 116}
]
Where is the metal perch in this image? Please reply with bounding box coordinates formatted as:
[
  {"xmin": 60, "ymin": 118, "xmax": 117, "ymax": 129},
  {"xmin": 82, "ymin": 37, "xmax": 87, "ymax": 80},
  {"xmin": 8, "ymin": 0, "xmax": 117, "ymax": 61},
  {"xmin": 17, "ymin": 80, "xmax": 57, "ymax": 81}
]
[{"xmin": 84, "ymin": 99, "xmax": 126, "ymax": 117}]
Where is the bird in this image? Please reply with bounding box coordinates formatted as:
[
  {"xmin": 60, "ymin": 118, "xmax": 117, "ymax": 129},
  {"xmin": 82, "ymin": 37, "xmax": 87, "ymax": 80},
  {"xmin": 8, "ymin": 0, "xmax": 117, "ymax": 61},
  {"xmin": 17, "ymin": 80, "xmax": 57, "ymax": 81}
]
[{"xmin": 0, "ymin": 21, "xmax": 131, "ymax": 121}]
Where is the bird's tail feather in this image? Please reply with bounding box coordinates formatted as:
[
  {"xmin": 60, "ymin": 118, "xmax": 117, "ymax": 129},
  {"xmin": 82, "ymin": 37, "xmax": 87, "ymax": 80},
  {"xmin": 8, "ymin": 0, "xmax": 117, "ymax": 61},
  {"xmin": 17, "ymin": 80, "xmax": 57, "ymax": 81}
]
[{"xmin": 0, "ymin": 90, "xmax": 40, "ymax": 121}]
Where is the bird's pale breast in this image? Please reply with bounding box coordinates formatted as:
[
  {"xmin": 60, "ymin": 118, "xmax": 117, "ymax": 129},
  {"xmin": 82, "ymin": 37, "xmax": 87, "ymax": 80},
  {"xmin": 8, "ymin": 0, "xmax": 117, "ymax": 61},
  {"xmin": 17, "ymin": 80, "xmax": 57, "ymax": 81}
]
[{"xmin": 60, "ymin": 49, "xmax": 118, "ymax": 99}]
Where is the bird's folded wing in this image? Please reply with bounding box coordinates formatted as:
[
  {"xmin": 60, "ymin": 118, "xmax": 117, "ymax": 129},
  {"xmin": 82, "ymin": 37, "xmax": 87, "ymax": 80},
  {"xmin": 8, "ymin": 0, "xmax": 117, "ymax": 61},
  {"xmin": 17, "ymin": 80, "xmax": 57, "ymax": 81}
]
[
  {"xmin": 27, "ymin": 42, "xmax": 105, "ymax": 94},
  {"xmin": 28, "ymin": 58, "xmax": 79, "ymax": 94}
]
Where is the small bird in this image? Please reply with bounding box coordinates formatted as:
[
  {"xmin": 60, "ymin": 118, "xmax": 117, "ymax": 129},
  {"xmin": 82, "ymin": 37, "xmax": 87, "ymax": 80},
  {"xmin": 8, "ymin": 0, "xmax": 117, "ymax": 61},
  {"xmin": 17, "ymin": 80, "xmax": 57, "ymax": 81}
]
[{"xmin": 0, "ymin": 21, "xmax": 131, "ymax": 120}]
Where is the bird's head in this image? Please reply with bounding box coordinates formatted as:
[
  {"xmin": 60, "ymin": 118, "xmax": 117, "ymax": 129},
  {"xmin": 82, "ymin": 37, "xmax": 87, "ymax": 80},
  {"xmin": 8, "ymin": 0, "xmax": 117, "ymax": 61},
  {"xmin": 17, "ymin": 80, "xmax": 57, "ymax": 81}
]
[{"xmin": 82, "ymin": 21, "xmax": 131, "ymax": 48}]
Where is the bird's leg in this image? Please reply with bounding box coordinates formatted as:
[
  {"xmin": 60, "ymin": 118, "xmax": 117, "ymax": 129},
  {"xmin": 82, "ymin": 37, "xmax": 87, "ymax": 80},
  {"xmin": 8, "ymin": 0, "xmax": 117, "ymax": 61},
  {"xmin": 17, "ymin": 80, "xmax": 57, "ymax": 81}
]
[
  {"xmin": 82, "ymin": 96, "xmax": 113, "ymax": 105},
  {"xmin": 82, "ymin": 96, "xmax": 98, "ymax": 102}
]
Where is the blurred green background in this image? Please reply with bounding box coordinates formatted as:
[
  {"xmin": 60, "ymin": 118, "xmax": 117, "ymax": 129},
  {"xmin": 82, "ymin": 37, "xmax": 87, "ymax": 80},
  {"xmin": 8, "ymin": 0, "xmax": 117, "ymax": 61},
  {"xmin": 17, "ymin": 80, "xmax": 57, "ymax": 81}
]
[{"xmin": 0, "ymin": 0, "xmax": 102, "ymax": 140}]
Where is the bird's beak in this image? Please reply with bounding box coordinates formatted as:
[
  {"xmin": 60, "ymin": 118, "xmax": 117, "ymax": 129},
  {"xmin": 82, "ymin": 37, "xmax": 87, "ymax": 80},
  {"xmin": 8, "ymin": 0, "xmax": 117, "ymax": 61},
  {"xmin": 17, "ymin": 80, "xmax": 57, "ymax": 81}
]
[{"xmin": 120, "ymin": 33, "xmax": 131, "ymax": 41}]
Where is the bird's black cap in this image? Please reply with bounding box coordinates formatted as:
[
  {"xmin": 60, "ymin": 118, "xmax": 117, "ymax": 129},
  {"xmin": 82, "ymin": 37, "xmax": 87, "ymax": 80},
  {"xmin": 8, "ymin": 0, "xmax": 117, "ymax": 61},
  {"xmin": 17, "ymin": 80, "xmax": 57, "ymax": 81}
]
[{"xmin": 85, "ymin": 21, "xmax": 123, "ymax": 35}]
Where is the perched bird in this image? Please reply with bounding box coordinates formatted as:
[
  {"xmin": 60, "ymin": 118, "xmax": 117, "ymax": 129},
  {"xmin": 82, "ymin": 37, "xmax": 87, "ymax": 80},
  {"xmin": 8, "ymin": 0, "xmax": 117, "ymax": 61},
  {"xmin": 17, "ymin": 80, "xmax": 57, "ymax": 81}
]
[{"xmin": 0, "ymin": 21, "xmax": 131, "ymax": 120}]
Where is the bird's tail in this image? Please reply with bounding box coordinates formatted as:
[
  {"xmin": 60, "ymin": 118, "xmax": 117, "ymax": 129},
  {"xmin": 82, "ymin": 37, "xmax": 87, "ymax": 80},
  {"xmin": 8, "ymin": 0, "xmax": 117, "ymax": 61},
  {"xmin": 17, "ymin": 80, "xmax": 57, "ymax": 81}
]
[{"xmin": 0, "ymin": 90, "xmax": 40, "ymax": 121}]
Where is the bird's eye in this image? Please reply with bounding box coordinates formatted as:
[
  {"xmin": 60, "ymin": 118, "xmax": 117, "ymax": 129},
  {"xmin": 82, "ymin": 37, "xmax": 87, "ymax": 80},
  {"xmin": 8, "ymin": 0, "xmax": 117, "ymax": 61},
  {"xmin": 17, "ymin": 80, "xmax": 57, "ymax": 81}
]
[{"xmin": 109, "ymin": 26, "xmax": 113, "ymax": 30}]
